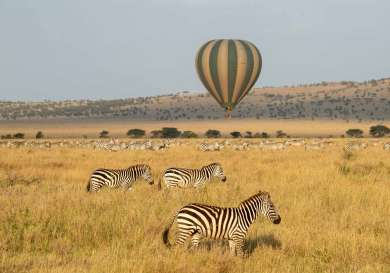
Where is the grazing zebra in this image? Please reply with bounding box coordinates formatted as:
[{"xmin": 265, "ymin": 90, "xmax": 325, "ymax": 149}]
[
  {"xmin": 344, "ymin": 142, "xmax": 368, "ymax": 152},
  {"xmin": 383, "ymin": 143, "xmax": 390, "ymax": 150},
  {"xmin": 198, "ymin": 143, "xmax": 222, "ymax": 152},
  {"xmin": 86, "ymin": 164, "xmax": 154, "ymax": 192},
  {"xmin": 161, "ymin": 163, "xmax": 226, "ymax": 189},
  {"xmin": 162, "ymin": 191, "xmax": 281, "ymax": 256}
]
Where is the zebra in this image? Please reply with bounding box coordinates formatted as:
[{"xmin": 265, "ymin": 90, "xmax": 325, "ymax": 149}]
[
  {"xmin": 383, "ymin": 142, "xmax": 390, "ymax": 150},
  {"xmin": 343, "ymin": 142, "xmax": 368, "ymax": 152},
  {"xmin": 198, "ymin": 142, "xmax": 222, "ymax": 152},
  {"xmin": 86, "ymin": 164, "xmax": 154, "ymax": 192},
  {"xmin": 162, "ymin": 191, "xmax": 281, "ymax": 256},
  {"xmin": 161, "ymin": 163, "xmax": 226, "ymax": 189}
]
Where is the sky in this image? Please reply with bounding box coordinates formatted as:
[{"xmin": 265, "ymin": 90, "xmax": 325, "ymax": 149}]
[{"xmin": 0, "ymin": 0, "xmax": 389, "ymax": 101}]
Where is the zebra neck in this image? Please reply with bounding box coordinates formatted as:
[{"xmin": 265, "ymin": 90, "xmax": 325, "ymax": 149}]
[
  {"xmin": 200, "ymin": 167, "xmax": 212, "ymax": 180},
  {"xmin": 238, "ymin": 200, "xmax": 261, "ymax": 229}
]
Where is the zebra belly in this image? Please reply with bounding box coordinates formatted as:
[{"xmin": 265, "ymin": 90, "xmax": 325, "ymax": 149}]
[{"xmin": 177, "ymin": 207, "xmax": 237, "ymax": 240}]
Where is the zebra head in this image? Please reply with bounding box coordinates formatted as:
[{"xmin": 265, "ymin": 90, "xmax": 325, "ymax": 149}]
[
  {"xmin": 208, "ymin": 163, "xmax": 226, "ymax": 182},
  {"xmin": 259, "ymin": 191, "xmax": 281, "ymax": 224},
  {"xmin": 141, "ymin": 165, "xmax": 154, "ymax": 185}
]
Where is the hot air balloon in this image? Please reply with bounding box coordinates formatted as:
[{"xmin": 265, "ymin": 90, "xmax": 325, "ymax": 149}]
[{"xmin": 195, "ymin": 39, "xmax": 262, "ymax": 118}]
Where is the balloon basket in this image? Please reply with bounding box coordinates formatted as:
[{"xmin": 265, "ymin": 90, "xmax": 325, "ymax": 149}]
[{"xmin": 224, "ymin": 110, "xmax": 232, "ymax": 119}]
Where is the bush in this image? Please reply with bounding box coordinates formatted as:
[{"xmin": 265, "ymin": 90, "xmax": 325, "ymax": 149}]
[
  {"xmin": 254, "ymin": 132, "xmax": 270, "ymax": 138},
  {"xmin": 346, "ymin": 129, "xmax": 363, "ymax": 138},
  {"xmin": 162, "ymin": 127, "xmax": 181, "ymax": 138},
  {"xmin": 276, "ymin": 130, "xmax": 287, "ymax": 138},
  {"xmin": 244, "ymin": 131, "xmax": 252, "ymax": 138},
  {"xmin": 205, "ymin": 129, "xmax": 221, "ymax": 138},
  {"xmin": 230, "ymin": 131, "xmax": 242, "ymax": 138},
  {"xmin": 13, "ymin": 133, "xmax": 24, "ymax": 139},
  {"xmin": 35, "ymin": 131, "xmax": 44, "ymax": 139},
  {"xmin": 369, "ymin": 125, "xmax": 390, "ymax": 137},
  {"xmin": 151, "ymin": 130, "xmax": 163, "ymax": 138},
  {"xmin": 126, "ymin": 129, "xmax": 145, "ymax": 138},
  {"xmin": 181, "ymin": 131, "xmax": 198, "ymax": 138},
  {"xmin": 99, "ymin": 130, "xmax": 109, "ymax": 138},
  {"xmin": 1, "ymin": 134, "xmax": 13, "ymax": 139}
]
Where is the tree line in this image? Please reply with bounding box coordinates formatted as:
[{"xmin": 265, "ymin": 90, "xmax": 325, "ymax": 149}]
[{"xmin": 2, "ymin": 125, "xmax": 390, "ymax": 140}]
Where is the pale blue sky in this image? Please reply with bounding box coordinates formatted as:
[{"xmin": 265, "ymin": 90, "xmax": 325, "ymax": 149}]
[{"xmin": 1, "ymin": 0, "xmax": 389, "ymax": 100}]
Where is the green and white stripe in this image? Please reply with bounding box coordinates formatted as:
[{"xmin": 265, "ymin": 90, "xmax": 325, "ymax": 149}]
[{"xmin": 195, "ymin": 39, "xmax": 262, "ymax": 111}]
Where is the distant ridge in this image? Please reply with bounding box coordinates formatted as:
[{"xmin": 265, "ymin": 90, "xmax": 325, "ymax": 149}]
[{"xmin": 1, "ymin": 78, "xmax": 389, "ymax": 121}]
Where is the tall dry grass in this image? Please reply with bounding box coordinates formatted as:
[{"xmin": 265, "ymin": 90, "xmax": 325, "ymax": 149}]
[{"xmin": 0, "ymin": 141, "xmax": 389, "ymax": 273}]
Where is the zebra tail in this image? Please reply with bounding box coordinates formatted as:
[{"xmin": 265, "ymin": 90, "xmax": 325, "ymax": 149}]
[
  {"xmin": 157, "ymin": 177, "xmax": 162, "ymax": 191},
  {"xmin": 86, "ymin": 181, "xmax": 91, "ymax": 192},
  {"xmin": 162, "ymin": 212, "xmax": 177, "ymax": 248}
]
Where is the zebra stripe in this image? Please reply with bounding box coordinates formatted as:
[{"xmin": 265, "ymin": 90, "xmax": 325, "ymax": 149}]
[
  {"xmin": 344, "ymin": 142, "xmax": 368, "ymax": 152},
  {"xmin": 162, "ymin": 191, "xmax": 281, "ymax": 256},
  {"xmin": 162, "ymin": 163, "xmax": 226, "ymax": 189},
  {"xmin": 384, "ymin": 142, "xmax": 390, "ymax": 150},
  {"xmin": 87, "ymin": 164, "xmax": 154, "ymax": 192}
]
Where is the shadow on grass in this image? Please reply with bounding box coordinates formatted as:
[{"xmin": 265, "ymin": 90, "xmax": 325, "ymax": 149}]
[
  {"xmin": 195, "ymin": 233, "xmax": 282, "ymax": 256},
  {"xmin": 245, "ymin": 233, "xmax": 282, "ymax": 255}
]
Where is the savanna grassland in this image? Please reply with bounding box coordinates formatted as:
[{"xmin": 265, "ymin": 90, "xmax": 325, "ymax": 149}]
[{"xmin": 1, "ymin": 140, "xmax": 390, "ymax": 273}]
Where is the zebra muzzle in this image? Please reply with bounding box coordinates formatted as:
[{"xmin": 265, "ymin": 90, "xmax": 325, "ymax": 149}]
[{"xmin": 273, "ymin": 216, "xmax": 281, "ymax": 224}]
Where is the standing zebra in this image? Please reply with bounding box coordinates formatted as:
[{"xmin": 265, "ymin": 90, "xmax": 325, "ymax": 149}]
[
  {"xmin": 162, "ymin": 191, "xmax": 281, "ymax": 256},
  {"xmin": 161, "ymin": 163, "xmax": 226, "ymax": 189},
  {"xmin": 86, "ymin": 164, "xmax": 154, "ymax": 192}
]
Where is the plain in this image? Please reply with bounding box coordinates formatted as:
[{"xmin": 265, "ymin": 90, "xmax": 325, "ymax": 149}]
[{"xmin": 0, "ymin": 140, "xmax": 389, "ymax": 273}]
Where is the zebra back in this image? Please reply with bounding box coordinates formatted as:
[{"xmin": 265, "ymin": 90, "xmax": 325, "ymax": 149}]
[{"xmin": 87, "ymin": 163, "xmax": 153, "ymax": 192}]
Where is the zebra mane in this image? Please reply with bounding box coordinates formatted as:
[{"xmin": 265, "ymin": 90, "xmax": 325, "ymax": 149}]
[
  {"xmin": 202, "ymin": 162, "xmax": 220, "ymax": 169},
  {"xmin": 238, "ymin": 191, "xmax": 269, "ymax": 208},
  {"xmin": 128, "ymin": 164, "xmax": 150, "ymax": 171}
]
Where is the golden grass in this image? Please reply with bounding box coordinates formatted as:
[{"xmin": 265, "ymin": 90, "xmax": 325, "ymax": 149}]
[
  {"xmin": 1, "ymin": 140, "xmax": 389, "ymax": 273},
  {"xmin": 0, "ymin": 119, "xmax": 384, "ymax": 138}
]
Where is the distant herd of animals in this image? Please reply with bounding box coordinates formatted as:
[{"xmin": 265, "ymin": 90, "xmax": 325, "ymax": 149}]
[
  {"xmin": 2, "ymin": 138, "xmax": 390, "ymax": 152},
  {"xmin": 85, "ymin": 162, "xmax": 281, "ymax": 256}
]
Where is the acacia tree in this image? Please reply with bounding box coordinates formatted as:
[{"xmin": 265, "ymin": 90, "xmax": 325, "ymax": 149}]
[
  {"xmin": 230, "ymin": 131, "xmax": 242, "ymax": 138},
  {"xmin": 127, "ymin": 129, "xmax": 145, "ymax": 138},
  {"xmin": 346, "ymin": 129, "xmax": 363, "ymax": 138},
  {"xmin": 205, "ymin": 129, "xmax": 221, "ymax": 138},
  {"xmin": 99, "ymin": 130, "xmax": 109, "ymax": 138},
  {"xmin": 369, "ymin": 125, "xmax": 390, "ymax": 137},
  {"xmin": 36, "ymin": 131, "xmax": 44, "ymax": 139}
]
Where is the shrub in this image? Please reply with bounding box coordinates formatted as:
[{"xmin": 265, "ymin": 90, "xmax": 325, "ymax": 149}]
[
  {"xmin": 369, "ymin": 125, "xmax": 390, "ymax": 137},
  {"xmin": 150, "ymin": 130, "xmax": 163, "ymax": 138},
  {"xmin": 230, "ymin": 131, "xmax": 242, "ymax": 138},
  {"xmin": 161, "ymin": 127, "xmax": 181, "ymax": 138},
  {"xmin": 99, "ymin": 130, "xmax": 109, "ymax": 138},
  {"xmin": 13, "ymin": 133, "xmax": 25, "ymax": 139},
  {"xmin": 181, "ymin": 131, "xmax": 198, "ymax": 138},
  {"xmin": 35, "ymin": 131, "xmax": 44, "ymax": 139},
  {"xmin": 126, "ymin": 129, "xmax": 145, "ymax": 138},
  {"xmin": 1, "ymin": 134, "xmax": 13, "ymax": 139},
  {"xmin": 254, "ymin": 132, "xmax": 270, "ymax": 138},
  {"xmin": 346, "ymin": 129, "xmax": 363, "ymax": 138},
  {"xmin": 205, "ymin": 129, "xmax": 221, "ymax": 138},
  {"xmin": 276, "ymin": 130, "xmax": 287, "ymax": 138},
  {"xmin": 244, "ymin": 131, "xmax": 252, "ymax": 138}
]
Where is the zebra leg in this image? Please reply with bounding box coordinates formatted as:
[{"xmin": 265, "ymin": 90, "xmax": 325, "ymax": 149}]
[
  {"xmin": 233, "ymin": 237, "xmax": 245, "ymax": 257},
  {"xmin": 228, "ymin": 239, "xmax": 236, "ymax": 255},
  {"xmin": 190, "ymin": 233, "xmax": 202, "ymax": 249},
  {"xmin": 175, "ymin": 228, "xmax": 195, "ymax": 246},
  {"xmin": 91, "ymin": 183, "xmax": 102, "ymax": 192}
]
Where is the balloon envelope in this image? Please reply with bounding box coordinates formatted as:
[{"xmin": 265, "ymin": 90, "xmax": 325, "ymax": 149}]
[{"xmin": 195, "ymin": 39, "xmax": 262, "ymax": 113}]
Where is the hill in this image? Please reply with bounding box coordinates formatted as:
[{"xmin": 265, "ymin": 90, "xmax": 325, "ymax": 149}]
[{"xmin": 1, "ymin": 78, "xmax": 390, "ymax": 121}]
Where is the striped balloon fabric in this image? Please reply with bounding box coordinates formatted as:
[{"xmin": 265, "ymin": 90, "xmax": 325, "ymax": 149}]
[{"xmin": 195, "ymin": 39, "xmax": 262, "ymax": 116}]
